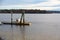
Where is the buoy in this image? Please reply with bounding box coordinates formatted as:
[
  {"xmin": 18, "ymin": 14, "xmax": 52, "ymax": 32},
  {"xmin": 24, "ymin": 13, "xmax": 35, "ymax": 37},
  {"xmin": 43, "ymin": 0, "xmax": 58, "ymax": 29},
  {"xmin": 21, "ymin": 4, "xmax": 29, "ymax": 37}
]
[
  {"xmin": 16, "ymin": 19, "xmax": 20, "ymax": 23},
  {"xmin": 28, "ymin": 22, "xmax": 31, "ymax": 26}
]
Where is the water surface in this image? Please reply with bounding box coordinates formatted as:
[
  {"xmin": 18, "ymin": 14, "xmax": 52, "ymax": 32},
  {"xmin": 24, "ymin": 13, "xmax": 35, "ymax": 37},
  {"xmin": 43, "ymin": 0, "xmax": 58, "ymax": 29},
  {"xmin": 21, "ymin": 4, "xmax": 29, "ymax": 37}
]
[{"xmin": 0, "ymin": 13, "xmax": 60, "ymax": 40}]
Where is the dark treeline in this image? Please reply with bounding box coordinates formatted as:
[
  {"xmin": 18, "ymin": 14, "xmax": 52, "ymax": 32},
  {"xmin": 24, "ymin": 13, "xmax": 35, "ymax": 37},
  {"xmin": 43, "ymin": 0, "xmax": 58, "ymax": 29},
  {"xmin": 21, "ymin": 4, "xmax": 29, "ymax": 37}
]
[
  {"xmin": 0, "ymin": 9, "xmax": 60, "ymax": 13},
  {"xmin": 0, "ymin": 9, "xmax": 46, "ymax": 13}
]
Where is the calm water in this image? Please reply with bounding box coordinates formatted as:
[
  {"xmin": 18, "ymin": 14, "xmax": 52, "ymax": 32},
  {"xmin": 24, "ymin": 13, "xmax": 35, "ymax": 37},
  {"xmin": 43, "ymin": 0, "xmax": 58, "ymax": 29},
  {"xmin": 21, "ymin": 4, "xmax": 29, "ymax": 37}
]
[{"xmin": 0, "ymin": 13, "xmax": 60, "ymax": 40}]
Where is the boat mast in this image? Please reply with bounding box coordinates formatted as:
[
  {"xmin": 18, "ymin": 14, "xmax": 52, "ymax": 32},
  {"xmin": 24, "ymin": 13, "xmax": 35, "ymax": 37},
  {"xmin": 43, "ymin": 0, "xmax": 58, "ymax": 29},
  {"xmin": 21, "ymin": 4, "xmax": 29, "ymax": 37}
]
[{"xmin": 20, "ymin": 11, "xmax": 25, "ymax": 23}]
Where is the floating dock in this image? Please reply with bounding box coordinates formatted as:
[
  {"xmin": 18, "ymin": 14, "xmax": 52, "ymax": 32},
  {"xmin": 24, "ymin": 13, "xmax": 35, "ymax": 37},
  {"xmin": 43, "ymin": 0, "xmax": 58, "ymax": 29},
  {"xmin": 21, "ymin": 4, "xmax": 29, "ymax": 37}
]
[
  {"xmin": 2, "ymin": 22, "xmax": 31, "ymax": 25},
  {"xmin": 0, "ymin": 11, "xmax": 31, "ymax": 26}
]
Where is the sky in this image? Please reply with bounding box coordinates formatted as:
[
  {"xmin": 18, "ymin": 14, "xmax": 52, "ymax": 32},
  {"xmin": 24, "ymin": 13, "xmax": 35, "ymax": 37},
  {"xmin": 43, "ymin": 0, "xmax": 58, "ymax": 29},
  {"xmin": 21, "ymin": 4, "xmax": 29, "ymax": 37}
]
[{"xmin": 0, "ymin": 0, "xmax": 60, "ymax": 10}]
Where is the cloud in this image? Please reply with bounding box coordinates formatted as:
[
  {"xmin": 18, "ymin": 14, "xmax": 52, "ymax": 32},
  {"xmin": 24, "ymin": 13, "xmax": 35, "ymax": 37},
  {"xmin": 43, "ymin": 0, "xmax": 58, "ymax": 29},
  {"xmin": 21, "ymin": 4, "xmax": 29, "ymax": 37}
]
[
  {"xmin": 19, "ymin": 0, "xmax": 47, "ymax": 4},
  {"xmin": 0, "ymin": 0, "xmax": 60, "ymax": 10},
  {"xmin": 0, "ymin": 5, "xmax": 60, "ymax": 10},
  {"xmin": 22, "ymin": 0, "xmax": 35, "ymax": 3},
  {"xmin": 49, "ymin": 0, "xmax": 59, "ymax": 2},
  {"xmin": 31, "ymin": 0, "xmax": 60, "ymax": 7},
  {"xmin": 1, "ymin": 0, "xmax": 46, "ymax": 5}
]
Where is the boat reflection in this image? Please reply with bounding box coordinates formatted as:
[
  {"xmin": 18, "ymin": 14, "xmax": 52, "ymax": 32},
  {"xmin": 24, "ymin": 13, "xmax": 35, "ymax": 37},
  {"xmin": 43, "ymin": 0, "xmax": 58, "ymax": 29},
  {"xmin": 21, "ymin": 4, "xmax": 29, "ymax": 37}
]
[{"xmin": 11, "ymin": 25, "xmax": 26, "ymax": 40}]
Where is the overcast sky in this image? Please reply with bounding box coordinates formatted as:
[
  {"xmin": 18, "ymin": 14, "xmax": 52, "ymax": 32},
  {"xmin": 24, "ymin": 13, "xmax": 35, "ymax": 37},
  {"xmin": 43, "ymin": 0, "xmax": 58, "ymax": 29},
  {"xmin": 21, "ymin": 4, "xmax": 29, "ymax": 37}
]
[{"xmin": 0, "ymin": 0, "xmax": 60, "ymax": 10}]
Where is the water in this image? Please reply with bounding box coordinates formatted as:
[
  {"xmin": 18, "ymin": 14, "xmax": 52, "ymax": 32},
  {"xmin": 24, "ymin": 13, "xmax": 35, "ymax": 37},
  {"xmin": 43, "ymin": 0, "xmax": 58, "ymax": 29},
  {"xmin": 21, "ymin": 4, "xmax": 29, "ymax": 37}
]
[{"xmin": 0, "ymin": 13, "xmax": 60, "ymax": 40}]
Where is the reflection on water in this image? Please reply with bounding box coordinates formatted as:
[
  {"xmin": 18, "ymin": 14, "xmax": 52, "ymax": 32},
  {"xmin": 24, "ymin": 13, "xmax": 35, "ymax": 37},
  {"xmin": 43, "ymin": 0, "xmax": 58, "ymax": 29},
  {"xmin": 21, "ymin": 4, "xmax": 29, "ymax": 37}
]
[
  {"xmin": 11, "ymin": 25, "xmax": 26, "ymax": 40},
  {"xmin": 0, "ymin": 14, "xmax": 60, "ymax": 40},
  {"xmin": 20, "ymin": 26, "xmax": 25, "ymax": 40},
  {"xmin": 0, "ymin": 25, "xmax": 27, "ymax": 40},
  {"xmin": 0, "ymin": 37, "xmax": 3, "ymax": 40}
]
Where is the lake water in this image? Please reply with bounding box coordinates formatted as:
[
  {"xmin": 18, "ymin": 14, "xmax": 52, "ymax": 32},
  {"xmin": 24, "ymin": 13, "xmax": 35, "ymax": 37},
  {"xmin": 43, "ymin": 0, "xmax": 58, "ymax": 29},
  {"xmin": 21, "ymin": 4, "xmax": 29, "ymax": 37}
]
[{"xmin": 0, "ymin": 13, "xmax": 60, "ymax": 40}]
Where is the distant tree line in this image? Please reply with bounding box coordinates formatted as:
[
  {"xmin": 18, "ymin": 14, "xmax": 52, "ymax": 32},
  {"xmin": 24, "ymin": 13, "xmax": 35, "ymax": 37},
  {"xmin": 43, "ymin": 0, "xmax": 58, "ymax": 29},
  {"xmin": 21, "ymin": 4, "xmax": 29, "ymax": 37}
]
[
  {"xmin": 0, "ymin": 9, "xmax": 46, "ymax": 13},
  {"xmin": 0, "ymin": 9, "xmax": 60, "ymax": 13}
]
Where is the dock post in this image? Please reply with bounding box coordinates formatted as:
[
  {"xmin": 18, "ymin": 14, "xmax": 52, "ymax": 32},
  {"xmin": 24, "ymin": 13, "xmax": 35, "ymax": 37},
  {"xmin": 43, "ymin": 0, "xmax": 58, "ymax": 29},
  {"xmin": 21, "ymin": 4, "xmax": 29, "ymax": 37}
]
[{"xmin": 11, "ymin": 11, "xmax": 13, "ymax": 25}]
